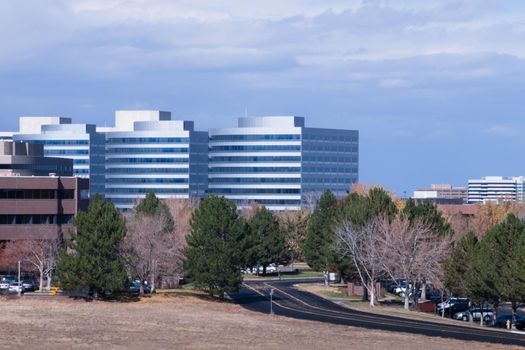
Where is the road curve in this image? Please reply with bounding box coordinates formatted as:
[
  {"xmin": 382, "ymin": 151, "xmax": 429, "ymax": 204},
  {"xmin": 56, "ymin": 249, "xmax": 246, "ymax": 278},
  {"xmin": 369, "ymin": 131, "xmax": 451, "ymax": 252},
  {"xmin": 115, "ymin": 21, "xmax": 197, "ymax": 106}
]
[{"xmin": 229, "ymin": 278, "xmax": 525, "ymax": 347}]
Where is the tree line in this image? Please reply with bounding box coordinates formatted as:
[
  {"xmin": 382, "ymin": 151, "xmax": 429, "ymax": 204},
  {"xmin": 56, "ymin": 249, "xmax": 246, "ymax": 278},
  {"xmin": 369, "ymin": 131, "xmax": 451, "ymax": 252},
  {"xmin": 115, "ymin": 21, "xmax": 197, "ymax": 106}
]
[{"xmin": 3, "ymin": 184, "xmax": 525, "ymax": 315}]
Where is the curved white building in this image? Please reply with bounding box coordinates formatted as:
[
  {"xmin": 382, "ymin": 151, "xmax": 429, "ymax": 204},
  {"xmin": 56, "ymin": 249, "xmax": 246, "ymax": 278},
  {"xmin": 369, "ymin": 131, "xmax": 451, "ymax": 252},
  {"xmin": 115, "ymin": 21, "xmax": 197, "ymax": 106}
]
[
  {"xmin": 209, "ymin": 116, "xmax": 358, "ymax": 211},
  {"xmin": 104, "ymin": 111, "xmax": 208, "ymax": 210}
]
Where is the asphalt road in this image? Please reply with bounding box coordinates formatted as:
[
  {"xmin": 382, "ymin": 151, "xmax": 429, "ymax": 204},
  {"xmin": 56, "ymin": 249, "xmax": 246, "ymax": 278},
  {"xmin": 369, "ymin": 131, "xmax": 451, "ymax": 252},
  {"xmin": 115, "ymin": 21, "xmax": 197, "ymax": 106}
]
[{"xmin": 229, "ymin": 278, "xmax": 525, "ymax": 347}]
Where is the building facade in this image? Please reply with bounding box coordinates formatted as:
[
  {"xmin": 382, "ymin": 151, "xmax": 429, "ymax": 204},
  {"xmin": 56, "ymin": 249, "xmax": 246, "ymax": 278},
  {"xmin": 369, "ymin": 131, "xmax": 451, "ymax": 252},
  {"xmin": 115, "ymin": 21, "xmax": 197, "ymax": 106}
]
[
  {"xmin": 13, "ymin": 117, "xmax": 105, "ymax": 196},
  {"xmin": 0, "ymin": 141, "xmax": 72, "ymax": 176},
  {"xmin": 208, "ymin": 116, "xmax": 358, "ymax": 211},
  {"xmin": 0, "ymin": 140, "xmax": 88, "ymax": 240},
  {"xmin": 413, "ymin": 184, "xmax": 467, "ymax": 204},
  {"xmin": 104, "ymin": 111, "xmax": 208, "ymax": 210},
  {"xmin": 0, "ymin": 176, "xmax": 89, "ymax": 240},
  {"xmin": 467, "ymin": 176, "xmax": 525, "ymax": 204}
]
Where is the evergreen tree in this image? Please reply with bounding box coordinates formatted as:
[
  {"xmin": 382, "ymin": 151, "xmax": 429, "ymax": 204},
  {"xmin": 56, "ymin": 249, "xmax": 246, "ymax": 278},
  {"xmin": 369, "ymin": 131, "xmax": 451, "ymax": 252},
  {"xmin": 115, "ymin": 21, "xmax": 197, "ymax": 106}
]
[
  {"xmin": 402, "ymin": 199, "xmax": 452, "ymax": 236},
  {"xmin": 465, "ymin": 214, "xmax": 525, "ymax": 315},
  {"xmin": 443, "ymin": 231, "xmax": 478, "ymax": 296},
  {"xmin": 135, "ymin": 191, "xmax": 174, "ymax": 232},
  {"xmin": 56, "ymin": 195, "xmax": 128, "ymax": 297},
  {"xmin": 246, "ymin": 206, "xmax": 289, "ymax": 275},
  {"xmin": 303, "ymin": 190, "xmax": 338, "ymax": 271},
  {"xmin": 183, "ymin": 195, "xmax": 244, "ymax": 297}
]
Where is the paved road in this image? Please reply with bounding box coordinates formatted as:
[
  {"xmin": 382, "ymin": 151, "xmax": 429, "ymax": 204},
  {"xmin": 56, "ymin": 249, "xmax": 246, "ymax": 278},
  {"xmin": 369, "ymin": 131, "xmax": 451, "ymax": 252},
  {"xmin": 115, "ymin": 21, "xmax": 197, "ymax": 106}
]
[{"xmin": 230, "ymin": 278, "xmax": 525, "ymax": 347}]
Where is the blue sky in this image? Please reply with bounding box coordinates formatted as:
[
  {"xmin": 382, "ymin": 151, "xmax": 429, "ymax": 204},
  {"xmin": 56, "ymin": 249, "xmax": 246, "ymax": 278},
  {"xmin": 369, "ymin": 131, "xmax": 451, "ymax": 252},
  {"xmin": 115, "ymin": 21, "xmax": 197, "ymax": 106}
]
[{"xmin": 1, "ymin": 0, "xmax": 525, "ymax": 194}]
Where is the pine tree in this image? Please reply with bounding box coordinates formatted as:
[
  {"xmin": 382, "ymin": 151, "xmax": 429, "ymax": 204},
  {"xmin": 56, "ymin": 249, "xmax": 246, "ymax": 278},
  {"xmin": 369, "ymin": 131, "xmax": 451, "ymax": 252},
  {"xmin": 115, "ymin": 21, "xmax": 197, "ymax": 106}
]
[
  {"xmin": 56, "ymin": 195, "xmax": 128, "ymax": 297},
  {"xmin": 402, "ymin": 199, "xmax": 452, "ymax": 236},
  {"xmin": 443, "ymin": 231, "xmax": 478, "ymax": 296},
  {"xmin": 183, "ymin": 195, "xmax": 244, "ymax": 297},
  {"xmin": 135, "ymin": 191, "xmax": 174, "ymax": 232},
  {"xmin": 303, "ymin": 190, "xmax": 338, "ymax": 271},
  {"xmin": 246, "ymin": 206, "xmax": 289, "ymax": 275}
]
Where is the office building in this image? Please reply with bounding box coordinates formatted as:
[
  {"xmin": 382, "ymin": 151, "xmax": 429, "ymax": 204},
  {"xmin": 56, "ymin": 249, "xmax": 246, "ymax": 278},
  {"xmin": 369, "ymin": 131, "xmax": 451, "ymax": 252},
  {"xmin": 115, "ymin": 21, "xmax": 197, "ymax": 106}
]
[
  {"xmin": 467, "ymin": 176, "xmax": 525, "ymax": 204},
  {"xmin": 0, "ymin": 140, "xmax": 72, "ymax": 176},
  {"xmin": 413, "ymin": 184, "xmax": 467, "ymax": 204},
  {"xmin": 0, "ymin": 140, "xmax": 88, "ymax": 240},
  {"xmin": 104, "ymin": 111, "xmax": 208, "ymax": 210},
  {"xmin": 208, "ymin": 116, "xmax": 358, "ymax": 211},
  {"xmin": 13, "ymin": 117, "xmax": 105, "ymax": 196}
]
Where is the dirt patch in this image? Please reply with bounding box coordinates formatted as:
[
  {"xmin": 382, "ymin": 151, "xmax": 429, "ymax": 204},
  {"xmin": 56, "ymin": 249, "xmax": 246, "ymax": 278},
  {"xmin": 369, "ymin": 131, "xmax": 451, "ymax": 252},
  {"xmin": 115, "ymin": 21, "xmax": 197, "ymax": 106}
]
[{"xmin": 0, "ymin": 295, "xmax": 520, "ymax": 349}]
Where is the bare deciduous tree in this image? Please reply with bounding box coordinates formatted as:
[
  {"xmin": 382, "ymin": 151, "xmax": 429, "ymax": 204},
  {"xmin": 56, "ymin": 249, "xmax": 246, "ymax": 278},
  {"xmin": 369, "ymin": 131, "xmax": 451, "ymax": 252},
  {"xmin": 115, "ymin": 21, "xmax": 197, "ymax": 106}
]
[
  {"xmin": 335, "ymin": 219, "xmax": 382, "ymax": 307},
  {"xmin": 377, "ymin": 217, "xmax": 451, "ymax": 310},
  {"xmin": 121, "ymin": 213, "xmax": 170, "ymax": 294},
  {"xmin": 7, "ymin": 237, "xmax": 61, "ymax": 291},
  {"xmin": 277, "ymin": 209, "xmax": 310, "ymax": 268}
]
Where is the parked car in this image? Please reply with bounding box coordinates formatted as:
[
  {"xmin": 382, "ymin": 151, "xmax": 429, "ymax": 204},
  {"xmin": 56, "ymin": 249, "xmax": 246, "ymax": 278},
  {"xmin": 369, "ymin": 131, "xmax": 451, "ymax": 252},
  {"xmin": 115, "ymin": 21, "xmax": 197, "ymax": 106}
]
[
  {"xmin": 128, "ymin": 280, "xmax": 152, "ymax": 294},
  {"xmin": 0, "ymin": 276, "xmax": 16, "ymax": 289},
  {"xmin": 21, "ymin": 279, "xmax": 37, "ymax": 292},
  {"xmin": 494, "ymin": 315, "xmax": 525, "ymax": 330},
  {"xmin": 8, "ymin": 281, "xmax": 25, "ymax": 294},
  {"xmin": 437, "ymin": 298, "xmax": 470, "ymax": 317},
  {"xmin": 454, "ymin": 308, "xmax": 493, "ymax": 323}
]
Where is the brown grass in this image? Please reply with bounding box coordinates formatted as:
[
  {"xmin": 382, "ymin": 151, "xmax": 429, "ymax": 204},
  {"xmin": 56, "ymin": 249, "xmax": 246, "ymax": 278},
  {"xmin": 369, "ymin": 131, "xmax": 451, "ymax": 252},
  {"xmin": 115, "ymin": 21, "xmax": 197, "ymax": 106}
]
[{"xmin": 0, "ymin": 294, "xmax": 520, "ymax": 349}]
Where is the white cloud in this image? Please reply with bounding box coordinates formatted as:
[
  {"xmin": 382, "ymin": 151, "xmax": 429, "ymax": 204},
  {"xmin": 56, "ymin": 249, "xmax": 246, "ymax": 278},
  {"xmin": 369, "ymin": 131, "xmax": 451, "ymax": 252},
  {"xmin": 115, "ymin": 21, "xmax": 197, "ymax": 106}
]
[{"xmin": 486, "ymin": 125, "xmax": 520, "ymax": 137}]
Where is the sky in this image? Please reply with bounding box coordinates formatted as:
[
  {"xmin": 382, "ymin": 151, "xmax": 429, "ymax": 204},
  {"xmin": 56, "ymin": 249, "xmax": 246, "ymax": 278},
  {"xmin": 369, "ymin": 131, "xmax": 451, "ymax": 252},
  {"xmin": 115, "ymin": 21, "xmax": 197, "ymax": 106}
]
[{"xmin": 1, "ymin": 0, "xmax": 525, "ymax": 194}]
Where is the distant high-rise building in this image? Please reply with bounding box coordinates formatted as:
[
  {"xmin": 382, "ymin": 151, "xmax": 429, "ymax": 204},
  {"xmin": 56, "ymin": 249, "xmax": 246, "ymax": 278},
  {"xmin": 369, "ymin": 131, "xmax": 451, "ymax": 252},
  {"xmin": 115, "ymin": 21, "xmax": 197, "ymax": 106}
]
[
  {"xmin": 104, "ymin": 111, "xmax": 208, "ymax": 210},
  {"xmin": 413, "ymin": 184, "xmax": 467, "ymax": 204},
  {"xmin": 208, "ymin": 116, "xmax": 358, "ymax": 211},
  {"xmin": 468, "ymin": 176, "xmax": 525, "ymax": 203},
  {"xmin": 13, "ymin": 117, "xmax": 105, "ymax": 197}
]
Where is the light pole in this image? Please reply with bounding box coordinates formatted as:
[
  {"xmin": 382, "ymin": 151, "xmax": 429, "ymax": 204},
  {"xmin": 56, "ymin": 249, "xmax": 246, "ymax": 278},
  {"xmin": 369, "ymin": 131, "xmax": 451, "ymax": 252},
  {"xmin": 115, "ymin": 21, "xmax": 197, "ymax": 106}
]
[
  {"xmin": 269, "ymin": 288, "xmax": 274, "ymax": 314},
  {"xmin": 17, "ymin": 260, "xmax": 21, "ymax": 296}
]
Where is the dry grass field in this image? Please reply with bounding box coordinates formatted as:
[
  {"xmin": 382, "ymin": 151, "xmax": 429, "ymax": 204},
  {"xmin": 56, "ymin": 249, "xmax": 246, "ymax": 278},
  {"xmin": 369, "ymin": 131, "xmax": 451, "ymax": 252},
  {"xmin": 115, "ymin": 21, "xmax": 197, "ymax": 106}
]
[{"xmin": 0, "ymin": 294, "xmax": 521, "ymax": 350}]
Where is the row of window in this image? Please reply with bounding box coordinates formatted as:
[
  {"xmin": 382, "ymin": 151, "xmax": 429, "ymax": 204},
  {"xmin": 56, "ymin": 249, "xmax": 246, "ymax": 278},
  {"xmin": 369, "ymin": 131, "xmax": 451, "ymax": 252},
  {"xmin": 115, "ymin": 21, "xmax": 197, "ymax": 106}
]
[
  {"xmin": 106, "ymin": 158, "xmax": 189, "ymax": 164},
  {"xmin": 0, "ymin": 214, "xmax": 74, "ymax": 225},
  {"xmin": 209, "ymin": 167, "xmax": 301, "ymax": 173},
  {"xmin": 45, "ymin": 150, "xmax": 89, "ymax": 155},
  {"xmin": 210, "ymin": 145, "xmax": 301, "ymax": 152},
  {"xmin": 0, "ymin": 189, "xmax": 75, "ymax": 199},
  {"xmin": 106, "ymin": 147, "xmax": 189, "ymax": 154},
  {"xmin": 210, "ymin": 156, "xmax": 301, "ymax": 162},
  {"xmin": 303, "ymin": 145, "xmax": 358, "ymax": 152},
  {"xmin": 26, "ymin": 140, "xmax": 90, "ymax": 145},
  {"xmin": 303, "ymin": 166, "xmax": 357, "ymax": 173},
  {"xmin": 303, "ymin": 178, "xmax": 355, "ymax": 184},
  {"xmin": 106, "ymin": 188, "xmax": 189, "ymax": 194},
  {"xmin": 106, "ymin": 178, "xmax": 189, "ymax": 184},
  {"xmin": 210, "ymin": 134, "xmax": 300, "ymax": 141},
  {"xmin": 0, "ymin": 164, "xmax": 72, "ymax": 171},
  {"xmin": 303, "ymin": 134, "xmax": 357, "ymax": 142},
  {"xmin": 106, "ymin": 168, "xmax": 189, "ymax": 174},
  {"xmin": 303, "ymin": 155, "xmax": 358, "ymax": 163},
  {"xmin": 107, "ymin": 137, "xmax": 190, "ymax": 144},
  {"xmin": 233, "ymin": 199, "xmax": 301, "ymax": 205},
  {"xmin": 209, "ymin": 188, "xmax": 301, "ymax": 194},
  {"xmin": 209, "ymin": 177, "xmax": 301, "ymax": 184}
]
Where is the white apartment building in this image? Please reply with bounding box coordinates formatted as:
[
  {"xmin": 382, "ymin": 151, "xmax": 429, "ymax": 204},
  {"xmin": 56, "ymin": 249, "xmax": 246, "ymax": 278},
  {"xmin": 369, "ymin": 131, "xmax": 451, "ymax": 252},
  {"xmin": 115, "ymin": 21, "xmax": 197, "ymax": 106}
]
[
  {"xmin": 208, "ymin": 116, "xmax": 358, "ymax": 211},
  {"xmin": 104, "ymin": 111, "xmax": 208, "ymax": 210},
  {"xmin": 468, "ymin": 176, "xmax": 525, "ymax": 203},
  {"xmin": 13, "ymin": 117, "xmax": 106, "ymax": 196}
]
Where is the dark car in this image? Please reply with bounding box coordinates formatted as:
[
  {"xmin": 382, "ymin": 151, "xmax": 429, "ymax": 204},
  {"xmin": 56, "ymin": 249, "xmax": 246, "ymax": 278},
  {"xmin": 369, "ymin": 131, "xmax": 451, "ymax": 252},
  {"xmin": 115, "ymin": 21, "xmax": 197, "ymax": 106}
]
[
  {"xmin": 21, "ymin": 279, "xmax": 37, "ymax": 292},
  {"xmin": 494, "ymin": 315, "xmax": 525, "ymax": 330},
  {"xmin": 128, "ymin": 280, "xmax": 152, "ymax": 294},
  {"xmin": 436, "ymin": 298, "xmax": 470, "ymax": 317}
]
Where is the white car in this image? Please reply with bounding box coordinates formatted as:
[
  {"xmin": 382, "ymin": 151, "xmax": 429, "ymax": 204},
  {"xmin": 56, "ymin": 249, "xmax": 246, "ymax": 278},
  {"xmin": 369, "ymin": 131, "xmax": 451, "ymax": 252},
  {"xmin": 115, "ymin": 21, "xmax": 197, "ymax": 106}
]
[
  {"xmin": 0, "ymin": 277, "xmax": 16, "ymax": 289},
  {"xmin": 8, "ymin": 282, "xmax": 25, "ymax": 294}
]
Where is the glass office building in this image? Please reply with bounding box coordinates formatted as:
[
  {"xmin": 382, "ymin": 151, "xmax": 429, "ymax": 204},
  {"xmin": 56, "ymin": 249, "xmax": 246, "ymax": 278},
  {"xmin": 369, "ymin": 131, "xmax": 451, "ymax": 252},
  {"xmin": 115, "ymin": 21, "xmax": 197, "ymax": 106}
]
[
  {"xmin": 13, "ymin": 118, "xmax": 106, "ymax": 196},
  {"xmin": 209, "ymin": 116, "xmax": 358, "ymax": 211},
  {"xmin": 104, "ymin": 111, "xmax": 208, "ymax": 210}
]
